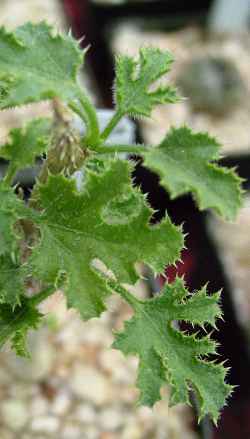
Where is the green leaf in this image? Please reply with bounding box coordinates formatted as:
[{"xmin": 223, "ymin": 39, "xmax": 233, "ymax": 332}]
[
  {"xmin": 144, "ymin": 126, "xmax": 243, "ymax": 220},
  {"xmin": 0, "ymin": 181, "xmax": 27, "ymax": 256},
  {"xmin": 0, "ymin": 22, "xmax": 83, "ymax": 109},
  {"xmin": 0, "ymin": 183, "xmax": 28, "ymax": 307},
  {"xmin": 0, "ymin": 295, "xmax": 42, "ymax": 357},
  {"xmin": 29, "ymin": 159, "xmax": 183, "ymax": 320},
  {"xmin": 0, "ymin": 118, "xmax": 51, "ymax": 172},
  {"xmin": 0, "ymin": 254, "xmax": 25, "ymax": 307},
  {"xmin": 112, "ymin": 278, "xmax": 232, "ymax": 423},
  {"xmin": 115, "ymin": 48, "xmax": 179, "ymax": 118}
]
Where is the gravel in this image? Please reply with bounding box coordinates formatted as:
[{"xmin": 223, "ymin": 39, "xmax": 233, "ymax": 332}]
[
  {"xmin": 70, "ymin": 365, "xmax": 111, "ymax": 406},
  {"xmin": 0, "ymin": 292, "xmax": 198, "ymax": 439}
]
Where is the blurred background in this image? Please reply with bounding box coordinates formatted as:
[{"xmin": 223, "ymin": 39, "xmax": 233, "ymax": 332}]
[{"xmin": 0, "ymin": 1, "xmax": 250, "ymax": 438}]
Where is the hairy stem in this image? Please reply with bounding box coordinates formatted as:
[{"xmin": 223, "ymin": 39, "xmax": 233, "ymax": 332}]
[
  {"xmin": 78, "ymin": 91, "xmax": 100, "ymax": 146},
  {"xmin": 30, "ymin": 286, "xmax": 55, "ymax": 307},
  {"xmin": 95, "ymin": 143, "xmax": 149, "ymax": 155},
  {"xmin": 100, "ymin": 110, "xmax": 124, "ymax": 141},
  {"xmin": 69, "ymin": 100, "xmax": 88, "ymax": 128},
  {"xmin": 106, "ymin": 278, "xmax": 139, "ymax": 308}
]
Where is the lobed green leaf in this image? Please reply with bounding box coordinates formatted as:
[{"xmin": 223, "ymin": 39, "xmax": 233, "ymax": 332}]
[
  {"xmin": 0, "ymin": 22, "xmax": 83, "ymax": 109},
  {"xmin": 144, "ymin": 126, "xmax": 243, "ymax": 220},
  {"xmin": 115, "ymin": 47, "xmax": 179, "ymax": 118},
  {"xmin": 0, "ymin": 181, "xmax": 28, "ymax": 256},
  {"xmin": 0, "ymin": 255, "xmax": 25, "ymax": 308},
  {"xmin": 28, "ymin": 159, "xmax": 183, "ymax": 320},
  {"xmin": 0, "ymin": 118, "xmax": 52, "ymax": 174},
  {"xmin": 112, "ymin": 277, "xmax": 232, "ymax": 423},
  {"xmin": 0, "ymin": 295, "xmax": 43, "ymax": 357}
]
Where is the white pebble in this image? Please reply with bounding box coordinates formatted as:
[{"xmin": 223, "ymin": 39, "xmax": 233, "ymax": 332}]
[
  {"xmin": 30, "ymin": 396, "xmax": 48, "ymax": 417},
  {"xmin": 50, "ymin": 391, "xmax": 71, "ymax": 415},
  {"xmin": 1, "ymin": 399, "xmax": 29, "ymax": 431},
  {"xmin": 31, "ymin": 415, "xmax": 59, "ymax": 433},
  {"xmin": 75, "ymin": 404, "xmax": 96, "ymax": 424},
  {"xmin": 61, "ymin": 424, "xmax": 81, "ymax": 439},
  {"xmin": 99, "ymin": 349, "xmax": 136, "ymax": 384},
  {"xmin": 70, "ymin": 365, "xmax": 110, "ymax": 406},
  {"xmin": 121, "ymin": 419, "xmax": 141, "ymax": 439},
  {"xmin": 99, "ymin": 406, "xmax": 124, "ymax": 431},
  {"xmin": 79, "ymin": 320, "xmax": 113, "ymax": 345},
  {"xmin": 82, "ymin": 426, "xmax": 99, "ymax": 439}
]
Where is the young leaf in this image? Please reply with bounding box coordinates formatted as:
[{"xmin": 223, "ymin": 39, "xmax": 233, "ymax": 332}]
[
  {"xmin": 0, "ymin": 295, "xmax": 42, "ymax": 357},
  {"xmin": 112, "ymin": 278, "xmax": 231, "ymax": 423},
  {"xmin": 29, "ymin": 159, "xmax": 183, "ymax": 320},
  {"xmin": 0, "ymin": 255, "xmax": 25, "ymax": 307},
  {"xmin": 0, "ymin": 118, "xmax": 51, "ymax": 173},
  {"xmin": 115, "ymin": 48, "xmax": 179, "ymax": 118},
  {"xmin": 0, "ymin": 22, "xmax": 83, "ymax": 109},
  {"xmin": 144, "ymin": 126, "xmax": 242, "ymax": 220}
]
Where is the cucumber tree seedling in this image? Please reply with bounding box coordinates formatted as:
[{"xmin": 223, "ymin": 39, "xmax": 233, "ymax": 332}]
[{"xmin": 0, "ymin": 22, "xmax": 243, "ymax": 423}]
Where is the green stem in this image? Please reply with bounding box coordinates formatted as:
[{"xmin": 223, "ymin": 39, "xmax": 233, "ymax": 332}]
[
  {"xmin": 106, "ymin": 278, "xmax": 139, "ymax": 308},
  {"xmin": 69, "ymin": 100, "xmax": 88, "ymax": 127},
  {"xmin": 30, "ymin": 286, "xmax": 55, "ymax": 307},
  {"xmin": 3, "ymin": 163, "xmax": 17, "ymax": 185},
  {"xmin": 95, "ymin": 143, "xmax": 149, "ymax": 155},
  {"xmin": 79, "ymin": 92, "xmax": 100, "ymax": 146},
  {"xmin": 100, "ymin": 110, "xmax": 124, "ymax": 141},
  {"xmin": 70, "ymin": 91, "xmax": 100, "ymax": 147}
]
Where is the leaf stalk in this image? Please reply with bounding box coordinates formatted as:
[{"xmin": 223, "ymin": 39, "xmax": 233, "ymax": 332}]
[
  {"xmin": 78, "ymin": 92, "xmax": 100, "ymax": 146},
  {"xmin": 30, "ymin": 286, "xmax": 55, "ymax": 306},
  {"xmin": 94, "ymin": 143, "xmax": 149, "ymax": 155},
  {"xmin": 100, "ymin": 109, "xmax": 124, "ymax": 141},
  {"xmin": 106, "ymin": 278, "xmax": 139, "ymax": 308}
]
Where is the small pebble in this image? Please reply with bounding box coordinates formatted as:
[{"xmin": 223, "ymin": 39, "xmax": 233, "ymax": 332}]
[
  {"xmin": 61, "ymin": 424, "xmax": 81, "ymax": 439},
  {"xmin": 99, "ymin": 349, "xmax": 134, "ymax": 384},
  {"xmin": 1, "ymin": 399, "xmax": 29, "ymax": 432},
  {"xmin": 83, "ymin": 425, "xmax": 99, "ymax": 439},
  {"xmin": 30, "ymin": 396, "xmax": 48, "ymax": 417},
  {"xmin": 121, "ymin": 420, "xmax": 141, "ymax": 439},
  {"xmin": 31, "ymin": 415, "xmax": 59, "ymax": 434},
  {"xmin": 75, "ymin": 404, "xmax": 96, "ymax": 424},
  {"xmin": 70, "ymin": 365, "xmax": 110, "ymax": 406},
  {"xmin": 50, "ymin": 390, "xmax": 71, "ymax": 415},
  {"xmin": 99, "ymin": 406, "xmax": 124, "ymax": 431},
  {"xmin": 79, "ymin": 320, "xmax": 113, "ymax": 346}
]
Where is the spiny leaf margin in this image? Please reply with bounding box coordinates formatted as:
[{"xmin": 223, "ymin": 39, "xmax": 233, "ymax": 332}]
[
  {"xmin": 0, "ymin": 118, "xmax": 52, "ymax": 173},
  {"xmin": 0, "ymin": 295, "xmax": 43, "ymax": 357},
  {"xmin": 114, "ymin": 47, "xmax": 179, "ymax": 118},
  {"xmin": 111, "ymin": 277, "xmax": 232, "ymax": 423},
  {"xmin": 0, "ymin": 21, "xmax": 84, "ymax": 109},
  {"xmin": 144, "ymin": 125, "xmax": 243, "ymax": 220},
  {"xmin": 28, "ymin": 159, "xmax": 183, "ymax": 320}
]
